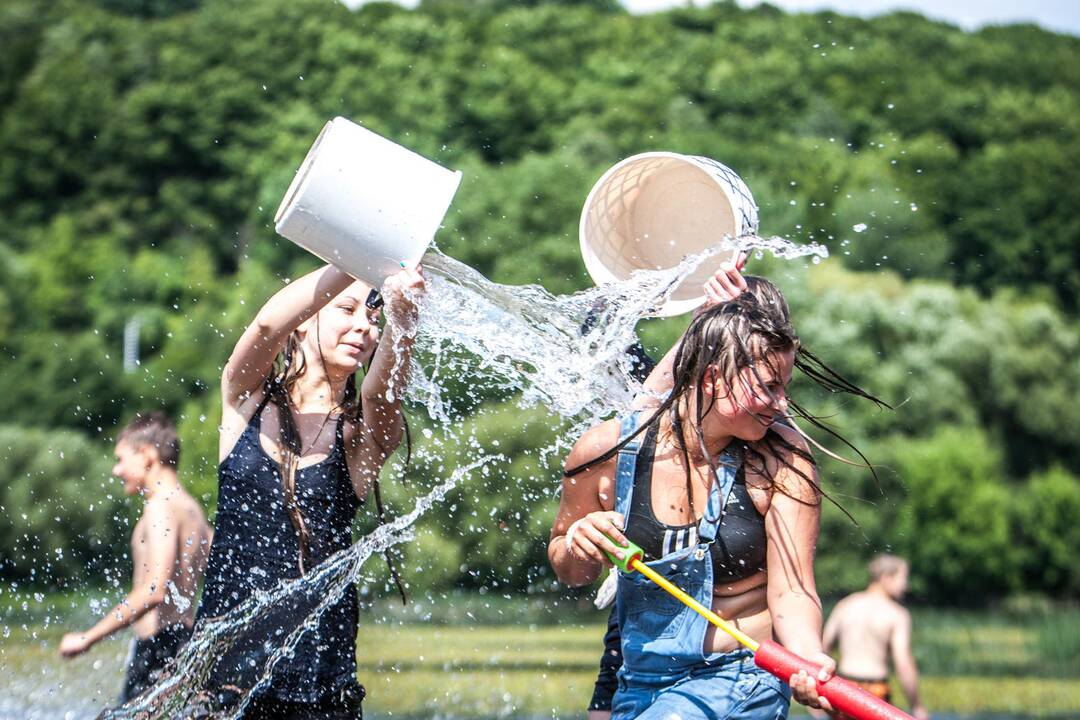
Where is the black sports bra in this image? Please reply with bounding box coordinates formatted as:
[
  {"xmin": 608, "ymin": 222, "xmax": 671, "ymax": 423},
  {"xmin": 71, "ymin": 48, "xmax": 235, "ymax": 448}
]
[{"xmin": 624, "ymin": 423, "xmax": 767, "ymax": 582}]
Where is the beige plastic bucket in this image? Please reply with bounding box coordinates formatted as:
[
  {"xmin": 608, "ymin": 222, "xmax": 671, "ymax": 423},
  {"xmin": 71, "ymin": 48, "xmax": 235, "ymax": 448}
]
[
  {"xmin": 275, "ymin": 117, "xmax": 463, "ymax": 288},
  {"xmin": 579, "ymin": 152, "xmax": 759, "ymax": 316}
]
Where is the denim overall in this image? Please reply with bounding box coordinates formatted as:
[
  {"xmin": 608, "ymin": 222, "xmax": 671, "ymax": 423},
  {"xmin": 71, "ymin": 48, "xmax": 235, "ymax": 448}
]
[{"xmin": 611, "ymin": 413, "xmax": 791, "ymax": 720}]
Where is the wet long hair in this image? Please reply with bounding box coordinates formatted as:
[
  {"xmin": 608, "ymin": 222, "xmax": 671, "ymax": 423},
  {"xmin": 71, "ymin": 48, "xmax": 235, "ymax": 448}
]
[
  {"xmin": 567, "ymin": 277, "xmax": 886, "ymax": 521},
  {"xmin": 744, "ymin": 276, "xmax": 888, "ymax": 474},
  {"xmin": 263, "ymin": 316, "xmax": 409, "ymax": 603}
]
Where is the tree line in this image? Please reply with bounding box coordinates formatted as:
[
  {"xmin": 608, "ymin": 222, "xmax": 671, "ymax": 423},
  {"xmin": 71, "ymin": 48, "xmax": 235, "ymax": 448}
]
[{"xmin": 0, "ymin": 0, "xmax": 1077, "ymax": 603}]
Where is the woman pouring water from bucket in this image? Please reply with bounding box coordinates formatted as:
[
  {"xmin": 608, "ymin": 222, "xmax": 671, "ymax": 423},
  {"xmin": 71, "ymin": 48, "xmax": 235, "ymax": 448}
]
[
  {"xmin": 195, "ymin": 118, "xmax": 459, "ymax": 717},
  {"xmin": 551, "ymin": 154, "xmax": 889, "ymax": 720}
]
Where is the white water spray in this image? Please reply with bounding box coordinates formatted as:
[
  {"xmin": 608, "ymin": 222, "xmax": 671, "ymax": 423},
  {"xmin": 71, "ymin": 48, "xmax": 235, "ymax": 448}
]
[{"xmin": 12, "ymin": 233, "xmax": 826, "ymax": 719}]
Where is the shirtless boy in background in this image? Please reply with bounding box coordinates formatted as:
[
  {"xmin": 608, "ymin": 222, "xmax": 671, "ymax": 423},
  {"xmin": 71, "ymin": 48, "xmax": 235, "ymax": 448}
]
[
  {"xmin": 59, "ymin": 412, "xmax": 213, "ymax": 703},
  {"xmin": 820, "ymin": 554, "xmax": 929, "ymax": 720}
]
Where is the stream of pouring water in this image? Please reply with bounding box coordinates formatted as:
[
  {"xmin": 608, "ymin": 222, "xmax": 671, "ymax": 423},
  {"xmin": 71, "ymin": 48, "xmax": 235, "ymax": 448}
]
[
  {"xmin": 406, "ymin": 235, "xmax": 827, "ymax": 437},
  {"xmin": 92, "ymin": 234, "xmax": 825, "ymax": 719}
]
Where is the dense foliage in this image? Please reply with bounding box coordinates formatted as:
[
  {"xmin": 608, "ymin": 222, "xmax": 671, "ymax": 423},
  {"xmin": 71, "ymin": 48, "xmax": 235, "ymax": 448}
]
[{"xmin": 1, "ymin": 0, "xmax": 1077, "ymax": 604}]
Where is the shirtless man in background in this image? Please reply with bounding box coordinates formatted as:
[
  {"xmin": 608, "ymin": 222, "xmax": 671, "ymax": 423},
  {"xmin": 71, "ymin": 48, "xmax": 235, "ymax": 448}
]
[
  {"xmin": 60, "ymin": 411, "xmax": 213, "ymax": 703},
  {"xmin": 820, "ymin": 554, "xmax": 929, "ymax": 720}
]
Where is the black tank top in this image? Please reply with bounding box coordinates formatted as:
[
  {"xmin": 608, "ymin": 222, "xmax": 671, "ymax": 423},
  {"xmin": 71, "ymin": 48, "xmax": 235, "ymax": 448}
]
[
  {"xmin": 624, "ymin": 423, "xmax": 767, "ymax": 582},
  {"xmin": 198, "ymin": 395, "xmax": 361, "ymax": 703}
]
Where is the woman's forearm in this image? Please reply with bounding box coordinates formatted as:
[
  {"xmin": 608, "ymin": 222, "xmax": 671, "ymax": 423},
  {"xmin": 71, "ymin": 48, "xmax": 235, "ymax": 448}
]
[
  {"xmin": 635, "ymin": 342, "xmax": 679, "ymax": 408},
  {"xmin": 363, "ymin": 265, "xmax": 424, "ymax": 402},
  {"xmin": 548, "ymin": 533, "xmax": 603, "ymax": 587},
  {"xmin": 770, "ymin": 591, "xmax": 825, "ymax": 657},
  {"xmin": 254, "ymin": 264, "xmax": 354, "ymax": 336},
  {"xmin": 362, "ymin": 319, "xmax": 414, "ymax": 400}
]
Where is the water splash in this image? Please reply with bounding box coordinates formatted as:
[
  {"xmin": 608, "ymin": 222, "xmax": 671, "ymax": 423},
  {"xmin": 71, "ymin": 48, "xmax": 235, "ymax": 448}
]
[
  {"xmin": 408, "ymin": 234, "xmax": 826, "ymax": 435},
  {"xmin": 98, "ymin": 456, "xmax": 503, "ymax": 720},
  {"xmin": 165, "ymin": 582, "xmax": 191, "ymax": 615},
  {"xmin": 18, "ymin": 232, "xmax": 825, "ymax": 719}
]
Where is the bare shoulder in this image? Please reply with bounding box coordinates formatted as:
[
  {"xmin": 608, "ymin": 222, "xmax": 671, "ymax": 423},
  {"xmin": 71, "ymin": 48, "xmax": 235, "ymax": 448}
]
[
  {"xmin": 831, "ymin": 593, "xmax": 854, "ymax": 615},
  {"xmin": 566, "ymin": 418, "xmax": 627, "ymax": 512},
  {"xmin": 887, "ymin": 598, "xmax": 911, "ymax": 626},
  {"xmin": 177, "ymin": 488, "xmax": 209, "ymax": 524},
  {"xmin": 219, "ymin": 385, "xmax": 267, "ymax": 460},
  {"xmin": 144, "ymin": 495, "xmax": 173, "ymax": 520},
  {"xmin": 565, "ymin": 418, "xmax": 621, "ymax": 473},
  {"xmin": 145, "ymin": 494, "xmax": 184, "ymax": 529},
  {"xmin": 766, "ymin": 422, "xmax": 812, "ymax": 464},
  {"xmin": 755, "ymin": 423, "xmax": 819, "ymax": 502}
]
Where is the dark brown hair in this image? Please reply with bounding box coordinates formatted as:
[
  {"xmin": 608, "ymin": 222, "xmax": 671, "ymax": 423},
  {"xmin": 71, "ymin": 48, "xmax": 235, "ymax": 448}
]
[
  {"xmin": 743, "ymin": 276, "xmax": 887, "ymax": 471},
  {"xmin": 117, "ymin": 411, "xmax": 180, "ymax": 467},
  {"xmin": 568, "ymin": 278, "xmax": 887, "ymax": 519}
]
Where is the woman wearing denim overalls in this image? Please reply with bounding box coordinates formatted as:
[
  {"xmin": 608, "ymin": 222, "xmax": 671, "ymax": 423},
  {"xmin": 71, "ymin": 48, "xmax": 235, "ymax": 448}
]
[{"xmin": 550, "ymin": 288, "xmax": 835, "ymax": 719}]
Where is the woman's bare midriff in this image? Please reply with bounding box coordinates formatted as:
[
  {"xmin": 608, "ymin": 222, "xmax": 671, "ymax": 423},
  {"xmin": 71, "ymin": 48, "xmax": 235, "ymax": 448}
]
[
  {"xmin": 704, "ymin": 571, "xmax": 770, "ymax": 653},
  {"xmin": 642, "ymin": 447, "xmax": 775, "ymax": 655}
]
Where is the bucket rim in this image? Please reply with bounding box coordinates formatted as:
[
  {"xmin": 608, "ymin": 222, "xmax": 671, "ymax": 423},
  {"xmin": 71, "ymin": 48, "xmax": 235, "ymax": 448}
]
[
  {"xmin": 578, "ymin": 151, "xmax": 751, "ymax": 317},
  {"xmin": 274, "ymin": 117, "xmax": 342, "ymax": 227},
  {"xmin": 273, "ymin": 116, "xmax": 464, "ymax": 286}
]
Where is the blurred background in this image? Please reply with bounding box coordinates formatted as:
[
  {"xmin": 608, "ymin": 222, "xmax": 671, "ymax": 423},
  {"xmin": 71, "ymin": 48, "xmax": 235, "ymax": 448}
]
[{"xmin": 0, "ymin": 0, "xmax": 1077, "ymax": 717}]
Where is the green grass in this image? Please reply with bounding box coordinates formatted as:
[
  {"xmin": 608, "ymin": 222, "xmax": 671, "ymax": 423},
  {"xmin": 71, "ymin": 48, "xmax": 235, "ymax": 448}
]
[
  {"xmin": 352, "ymin": 621, "xmax": 1080, "ymax": 719},
  {"xmin": 3, "ymin": 601, "xmax": 1079, "ymax": 718},
  {"xmin": 352, "ymin": 624, "xmax": 601, "ymax": 717},
  {"xmin": 911, "ymin": 608, "xmax": 1080, "ymax": 678}
]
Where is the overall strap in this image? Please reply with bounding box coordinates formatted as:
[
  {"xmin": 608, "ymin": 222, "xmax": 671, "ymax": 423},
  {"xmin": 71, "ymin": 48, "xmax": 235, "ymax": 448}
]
[
  {"xmin": 613, "ymin": 412, "xmax": 646, "ymax": 520},
  {"xmin": 698, "ymin": 444, "xmax": 743, "ymax": 543}
]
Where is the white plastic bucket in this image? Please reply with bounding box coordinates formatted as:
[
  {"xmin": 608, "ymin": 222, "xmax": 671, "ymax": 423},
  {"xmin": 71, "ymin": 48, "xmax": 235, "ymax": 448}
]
[
  {"xmin": 275, "ymin": 117, "xmax": 463, "ymax": 288},
  {"xmin": 579, "ymin": 152, "xmax": 759, "ymax": 316}
]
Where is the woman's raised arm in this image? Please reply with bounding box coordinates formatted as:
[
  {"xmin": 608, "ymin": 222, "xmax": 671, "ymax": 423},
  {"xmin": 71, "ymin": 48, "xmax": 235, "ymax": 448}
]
[
  {"xmin": 222, "ymin": 265, "xmax": 355, "ymax": 406},
  {"xmin": 360, "ymin": 265, "xmax": 425, "ymax": 455}
]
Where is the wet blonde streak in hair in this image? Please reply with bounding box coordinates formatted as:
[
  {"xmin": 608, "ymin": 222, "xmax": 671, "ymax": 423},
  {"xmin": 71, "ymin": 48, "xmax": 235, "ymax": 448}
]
[
  {"xmin": 280, "ymin": 451, "xmax": 311, "ymax": 575},
  {"xmin": 271, "ymin": 332, "xmax": 314, "ymax": 575}
]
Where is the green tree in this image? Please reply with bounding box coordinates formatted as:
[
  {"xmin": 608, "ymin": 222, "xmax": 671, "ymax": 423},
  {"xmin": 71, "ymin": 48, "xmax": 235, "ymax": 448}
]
[
  {"xmin": 0, "ymin": 425, "xmax": 127, "ymax": 585},
  {"xmin": 888, "ymin": 428, "xmax": 1020, "ymax": 602},
  {"xmin": 1014, "ymin": 468, "xmax": 1080, "ymax": 597}
]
